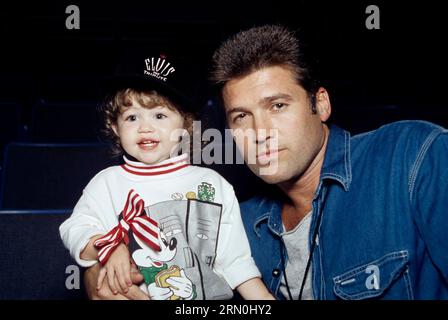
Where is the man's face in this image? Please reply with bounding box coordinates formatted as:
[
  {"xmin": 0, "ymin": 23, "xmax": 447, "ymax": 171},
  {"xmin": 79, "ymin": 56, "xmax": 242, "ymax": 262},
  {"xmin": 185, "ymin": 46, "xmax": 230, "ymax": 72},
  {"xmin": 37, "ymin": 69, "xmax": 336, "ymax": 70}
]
[{"xmin": 222, "ymin": 65, "xmax": 331, "ymax": 184}]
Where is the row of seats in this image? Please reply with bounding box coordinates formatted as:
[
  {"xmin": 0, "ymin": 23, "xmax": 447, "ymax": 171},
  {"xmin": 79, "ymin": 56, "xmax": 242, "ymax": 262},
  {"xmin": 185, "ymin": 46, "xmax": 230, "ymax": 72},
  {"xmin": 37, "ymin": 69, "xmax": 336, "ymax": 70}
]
[
  {"xmin": 0, "ymin": 212, "xmax": 87, "ymax": 299},
  {"xmin": 0, "ymin": 101, "xmax": 102, "ymax": 145},
  {"xmin": 0, "ymin": 143, "xmax": 119, "ymax": 210},
  {"xmin": 1, "ymin": 74, "xmax": 107, "ymax": 299},
  {"xmin": 0, "ymin": 142, "xmax": 114, "ymax": 298}
]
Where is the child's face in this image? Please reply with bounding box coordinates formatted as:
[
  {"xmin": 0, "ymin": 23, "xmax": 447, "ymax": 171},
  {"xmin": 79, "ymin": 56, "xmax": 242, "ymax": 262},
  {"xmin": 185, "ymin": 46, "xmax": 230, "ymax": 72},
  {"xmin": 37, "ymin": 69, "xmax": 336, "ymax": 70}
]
[{"xmin": 112, "ymin": 98, "xmax": 185, "ymax": 165}]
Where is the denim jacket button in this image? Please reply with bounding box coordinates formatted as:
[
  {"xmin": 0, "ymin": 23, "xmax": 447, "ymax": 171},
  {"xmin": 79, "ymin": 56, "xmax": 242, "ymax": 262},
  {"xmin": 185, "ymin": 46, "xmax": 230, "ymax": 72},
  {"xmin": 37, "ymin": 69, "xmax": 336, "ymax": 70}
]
[{"xmin": 272, "ymin": 269, "xmax": 281, "ymax": 278}]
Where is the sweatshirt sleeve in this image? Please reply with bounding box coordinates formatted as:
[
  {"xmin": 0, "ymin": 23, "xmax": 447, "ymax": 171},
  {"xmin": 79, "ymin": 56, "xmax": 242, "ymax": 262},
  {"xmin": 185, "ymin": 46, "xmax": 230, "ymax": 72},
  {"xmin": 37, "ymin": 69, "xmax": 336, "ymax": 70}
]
[
  {"xmin": 59, "ymin": 187, "xmax": 113, "ymax": 268},
  {"xmin": 213, "ymin": 187, "xmax": 261, "ymax": 289}
]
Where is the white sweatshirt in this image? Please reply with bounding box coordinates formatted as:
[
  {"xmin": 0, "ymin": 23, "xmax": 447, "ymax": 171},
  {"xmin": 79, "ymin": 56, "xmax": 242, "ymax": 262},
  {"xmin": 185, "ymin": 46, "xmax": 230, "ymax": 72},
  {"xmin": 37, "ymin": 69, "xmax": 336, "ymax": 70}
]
[{"xmin": 59, "ymin": 153, "xmax": 260, "ymax": 299}]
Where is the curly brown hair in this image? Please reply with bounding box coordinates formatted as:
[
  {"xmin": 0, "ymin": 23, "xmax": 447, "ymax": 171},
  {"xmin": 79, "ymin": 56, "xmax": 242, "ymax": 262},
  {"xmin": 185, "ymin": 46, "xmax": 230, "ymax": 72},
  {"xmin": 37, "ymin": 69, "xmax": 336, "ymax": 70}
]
[{"xmin": 100, "ymin": 88, "xmax": 195, "ymax": 157}]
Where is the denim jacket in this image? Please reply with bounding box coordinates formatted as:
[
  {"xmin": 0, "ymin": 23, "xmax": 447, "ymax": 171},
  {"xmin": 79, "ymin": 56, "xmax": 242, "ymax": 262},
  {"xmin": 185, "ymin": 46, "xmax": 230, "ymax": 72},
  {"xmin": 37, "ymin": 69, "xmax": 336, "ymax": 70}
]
[{"xmin": 241, "ymin": 121, "xmax": 448, "ymax": 299}]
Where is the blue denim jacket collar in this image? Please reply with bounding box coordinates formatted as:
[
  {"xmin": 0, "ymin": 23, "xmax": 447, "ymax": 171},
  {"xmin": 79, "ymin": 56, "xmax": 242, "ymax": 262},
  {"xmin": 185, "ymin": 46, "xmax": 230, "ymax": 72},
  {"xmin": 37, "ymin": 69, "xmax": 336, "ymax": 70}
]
[
  {"xmin": 254, "ymin": 125, "xmax": 352, "ymax": 236},
  {"xmin": 320, "ymin": 124, "xmax": 352, "ymax": 192},
  {"xmin": 251, "ymin": 198, "xmax": 283, "ymax": 237}
]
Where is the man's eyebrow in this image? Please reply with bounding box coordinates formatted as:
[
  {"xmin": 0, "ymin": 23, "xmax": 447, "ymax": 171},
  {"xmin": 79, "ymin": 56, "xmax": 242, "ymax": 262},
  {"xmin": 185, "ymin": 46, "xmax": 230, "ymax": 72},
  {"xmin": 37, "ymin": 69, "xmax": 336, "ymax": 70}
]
[
  {"xmin": 259, "ymin": 93, "xmax": 293, "ymax": 104},
  {"xmin": 226, "ymin": 106, "xmax": 248, "ymax": 116},
  {"xmin": 226, "ymin": 94, "xmax": 293, "ymax": 116}
]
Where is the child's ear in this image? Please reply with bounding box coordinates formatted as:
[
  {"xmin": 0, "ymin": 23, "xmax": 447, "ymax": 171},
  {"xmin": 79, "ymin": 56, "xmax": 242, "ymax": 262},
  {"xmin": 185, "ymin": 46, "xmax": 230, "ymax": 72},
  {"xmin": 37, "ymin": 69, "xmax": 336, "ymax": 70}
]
[{"xmin": 111, "ymin": 123, "xmax": 119, "ymax": 137}]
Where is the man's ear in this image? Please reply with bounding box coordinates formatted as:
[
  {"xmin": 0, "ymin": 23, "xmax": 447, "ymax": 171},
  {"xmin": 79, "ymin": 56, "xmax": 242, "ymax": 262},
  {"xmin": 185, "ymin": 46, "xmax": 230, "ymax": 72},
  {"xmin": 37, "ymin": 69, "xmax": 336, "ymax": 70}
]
[{"xmin": 315, "ymin": 87, "xmax": 332, "ymax": 122}]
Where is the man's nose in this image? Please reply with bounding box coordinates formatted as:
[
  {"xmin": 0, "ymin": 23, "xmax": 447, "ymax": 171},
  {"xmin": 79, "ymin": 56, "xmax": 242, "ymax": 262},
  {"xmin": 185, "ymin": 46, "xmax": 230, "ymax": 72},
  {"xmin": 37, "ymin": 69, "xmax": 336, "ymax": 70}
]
[{"xmin": 253, "ymin": 114, "xmax": 272, "ymax": 144}]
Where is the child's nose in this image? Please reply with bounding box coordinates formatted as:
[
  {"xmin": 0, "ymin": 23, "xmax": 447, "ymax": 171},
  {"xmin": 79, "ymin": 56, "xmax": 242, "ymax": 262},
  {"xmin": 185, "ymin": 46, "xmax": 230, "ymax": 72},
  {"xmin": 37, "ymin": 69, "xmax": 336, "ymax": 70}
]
[{"xmin": 138, "ymin": 119, "xmax": 155, "ymax": 132}]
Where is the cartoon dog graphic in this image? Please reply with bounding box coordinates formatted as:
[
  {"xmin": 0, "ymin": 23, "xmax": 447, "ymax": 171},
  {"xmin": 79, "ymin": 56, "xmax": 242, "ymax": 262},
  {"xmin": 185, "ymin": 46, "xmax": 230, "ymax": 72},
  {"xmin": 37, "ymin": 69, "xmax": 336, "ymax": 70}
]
[{"xmin": 132, "ymin": 228, "xmax": 196, "ymax": 300}]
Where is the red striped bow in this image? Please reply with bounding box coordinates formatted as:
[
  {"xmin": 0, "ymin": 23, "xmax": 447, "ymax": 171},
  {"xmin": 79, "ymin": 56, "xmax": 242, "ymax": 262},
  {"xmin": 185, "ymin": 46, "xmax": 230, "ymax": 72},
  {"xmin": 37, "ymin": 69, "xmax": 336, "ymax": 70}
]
[{"xmin": 93, "ymin": 189, "xmax": 161, "ymax": 265}]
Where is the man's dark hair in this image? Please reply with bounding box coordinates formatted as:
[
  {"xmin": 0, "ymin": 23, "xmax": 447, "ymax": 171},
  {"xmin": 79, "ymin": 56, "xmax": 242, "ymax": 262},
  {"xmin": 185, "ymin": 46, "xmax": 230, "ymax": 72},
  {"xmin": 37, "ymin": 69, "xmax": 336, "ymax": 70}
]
[{"xmin": 211, "ymin": 24, "xmax": 319, "ymax": 111}]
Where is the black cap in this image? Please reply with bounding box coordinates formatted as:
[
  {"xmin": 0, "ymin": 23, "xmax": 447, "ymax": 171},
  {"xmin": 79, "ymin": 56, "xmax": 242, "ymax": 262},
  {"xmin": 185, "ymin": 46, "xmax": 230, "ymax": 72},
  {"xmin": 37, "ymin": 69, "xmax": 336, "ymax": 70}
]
[{"xmin": 105, "ymin": 52, "xmax": 196, "ymax": 113}]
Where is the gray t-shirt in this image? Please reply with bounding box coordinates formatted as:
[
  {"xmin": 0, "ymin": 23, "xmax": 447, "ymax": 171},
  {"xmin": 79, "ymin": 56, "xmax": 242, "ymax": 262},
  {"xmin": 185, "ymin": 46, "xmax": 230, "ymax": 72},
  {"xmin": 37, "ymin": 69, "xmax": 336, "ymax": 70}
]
[{"xmin": 279, "ymin": 211, "xmax": 314, "ymax": 300}]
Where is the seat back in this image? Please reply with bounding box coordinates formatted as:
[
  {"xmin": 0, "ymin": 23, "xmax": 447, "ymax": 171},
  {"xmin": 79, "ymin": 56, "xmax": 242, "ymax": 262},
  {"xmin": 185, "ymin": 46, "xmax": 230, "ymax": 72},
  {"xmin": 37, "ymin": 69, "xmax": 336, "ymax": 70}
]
[
  {"xmin": 0, "ymin": 102, "xmax": 21, "ymax": 149},
  {"xmin": 0, "ymin": 143, "xmax": 119, "ymax": 209},
  {"xmin": 30, "ymin": 102, "xmax": 101, "ymax": 143},
  {"xmin": 0, "ymin": 211, "xmax": 87, "ymax": 299}
]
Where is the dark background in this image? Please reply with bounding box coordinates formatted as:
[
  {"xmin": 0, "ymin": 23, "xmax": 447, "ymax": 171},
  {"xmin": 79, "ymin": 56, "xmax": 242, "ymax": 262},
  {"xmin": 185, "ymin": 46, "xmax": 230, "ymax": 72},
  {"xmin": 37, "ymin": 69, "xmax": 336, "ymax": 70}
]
[
  {"xmin": 0, "ymin": 0, "xmax": 447, "ymax": 300},
  {"xmin": 1, "ymin": 0, "xmax": 447, "ymax": 202},
  {"xmin": 1, "ymin": 1, "xmax": 447, "ymax": 123}
]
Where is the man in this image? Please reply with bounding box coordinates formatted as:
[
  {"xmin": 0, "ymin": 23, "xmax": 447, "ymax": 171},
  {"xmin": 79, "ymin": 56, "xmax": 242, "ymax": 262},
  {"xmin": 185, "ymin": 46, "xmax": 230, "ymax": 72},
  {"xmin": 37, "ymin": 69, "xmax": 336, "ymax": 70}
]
[
  {"xmin": 84, "ymin": 24, "xmax": 448, "ymax": 300},
  {"xmin": 210, "ymin": 24, "xmax": 448, "ymax": 300}
]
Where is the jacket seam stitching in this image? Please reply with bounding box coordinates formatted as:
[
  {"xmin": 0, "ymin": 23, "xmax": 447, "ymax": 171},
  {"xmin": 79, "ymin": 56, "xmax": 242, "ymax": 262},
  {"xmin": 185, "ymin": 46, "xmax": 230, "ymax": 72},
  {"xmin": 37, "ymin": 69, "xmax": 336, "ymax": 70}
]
[
  {"xmin": 345, "ymin": 131, "xmax": 352, "ymax": 188},
  {"xmin": 408, "ymin": 129, "xmax": 444, "ymax": 202}
]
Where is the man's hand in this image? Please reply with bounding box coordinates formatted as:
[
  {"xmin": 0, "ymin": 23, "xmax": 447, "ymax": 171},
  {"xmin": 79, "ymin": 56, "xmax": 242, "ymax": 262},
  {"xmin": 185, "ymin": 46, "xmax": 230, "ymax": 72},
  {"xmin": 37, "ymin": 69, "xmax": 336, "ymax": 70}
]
[
  {"xmin": 96, "ymin": 243, "xmax": 132, "ymax": 294},
  {"xmin": 84, "ymin": 262, "xmax": 149, "ymax": 300}
]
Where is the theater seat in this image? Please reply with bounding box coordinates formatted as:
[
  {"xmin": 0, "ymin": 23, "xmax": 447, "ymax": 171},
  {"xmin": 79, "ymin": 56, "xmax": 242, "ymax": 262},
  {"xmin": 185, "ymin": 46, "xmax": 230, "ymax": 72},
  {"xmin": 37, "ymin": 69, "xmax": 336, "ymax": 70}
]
[
  {"xmin": 30, "ymin": 101, "xmax": 102, "ymax": 143},
  {"xmin": 0, "ymin": 143, "xmax": 120, "ymax": 210},
  {"xmin": 0, "ymin": 211, "xmax": 87, "ymax": 299},
  {"xmin": 0, "ymin": 102, "xmax": 21, "ymax": 154}
]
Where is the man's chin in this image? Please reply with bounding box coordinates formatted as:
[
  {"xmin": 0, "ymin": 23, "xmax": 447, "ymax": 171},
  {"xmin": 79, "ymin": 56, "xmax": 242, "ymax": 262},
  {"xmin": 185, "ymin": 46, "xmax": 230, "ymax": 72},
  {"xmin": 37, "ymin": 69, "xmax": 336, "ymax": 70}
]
[{"xmin": 248, "ymin": 165, "xmax": 287, "ymax": 184}]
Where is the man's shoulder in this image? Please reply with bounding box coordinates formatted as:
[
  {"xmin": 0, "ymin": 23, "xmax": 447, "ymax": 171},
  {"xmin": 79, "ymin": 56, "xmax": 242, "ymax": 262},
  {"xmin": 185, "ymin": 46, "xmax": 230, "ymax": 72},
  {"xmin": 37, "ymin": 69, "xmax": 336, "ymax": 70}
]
[
  {"xmin": 352, "ymin": 120, "xmax": 446, "ymax": 148},
  {"xmin": 347, "ymin": 120, "xmax": 448, "ymax": 174},
  {"xmin": 354, "ymin": 120, "xmax": 446, "ymax": 139},
  {"xmin": 240, "ymin": 195, "xmax": 272, "ymax": 219},
  {"xmin": 240, "ymin": 195, "xmax": 264, "ymax": 208}
]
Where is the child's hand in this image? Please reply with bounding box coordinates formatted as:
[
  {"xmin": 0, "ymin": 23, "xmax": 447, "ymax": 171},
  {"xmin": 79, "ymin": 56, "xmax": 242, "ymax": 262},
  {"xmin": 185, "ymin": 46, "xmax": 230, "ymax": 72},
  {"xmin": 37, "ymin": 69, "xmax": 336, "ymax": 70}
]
[{"xmin": 96, "ymin": 243, "xmax": 133, "ymax": 294}]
